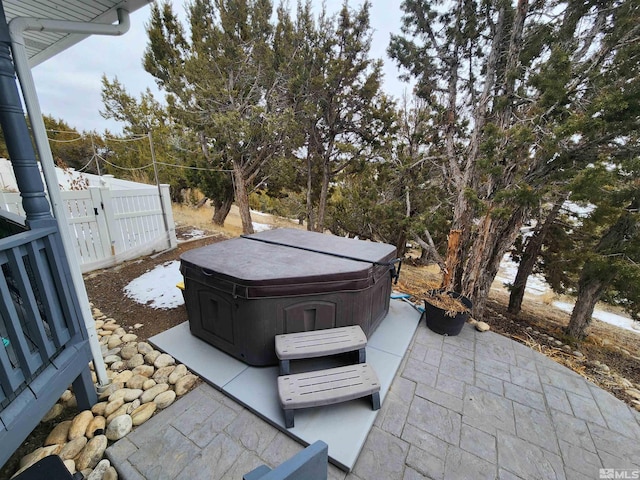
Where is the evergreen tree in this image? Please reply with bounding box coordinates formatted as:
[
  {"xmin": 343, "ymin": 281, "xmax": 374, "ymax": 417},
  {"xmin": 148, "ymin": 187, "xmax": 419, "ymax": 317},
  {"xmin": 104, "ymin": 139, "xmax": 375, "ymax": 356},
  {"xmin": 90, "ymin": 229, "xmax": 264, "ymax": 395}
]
[
  {"xmin": 278, "ymin": 1, "xmax": 395, "ymax": 232},
  {"xmin": 100, "ymin": 76, "xmax": 188, "ymax": 197},
  {"xmin": 42, "ymin": 116, "xmax": 98, "ymax": 174},
  {"xmin": 390, "ymin": 0, "xmax": 640, "ymax": 318},
  {"xmin": 329, "ymin": 95, "xmax": 449, "ymax": 261},
  {"xmin": 144, "ymin": 0, "xmax": 293, "ymax": 233},
  {"xmin": 0, "ymin": 116, "xmax": 99, "ymax": 175}
]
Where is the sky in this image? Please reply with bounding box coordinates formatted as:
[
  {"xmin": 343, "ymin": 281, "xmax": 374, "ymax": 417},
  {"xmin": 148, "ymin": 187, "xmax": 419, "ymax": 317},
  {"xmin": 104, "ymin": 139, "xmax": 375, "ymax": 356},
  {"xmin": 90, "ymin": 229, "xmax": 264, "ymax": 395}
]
[{"xmin": 30, "ymin": 1, "xmax": 413, "ymax": 134}]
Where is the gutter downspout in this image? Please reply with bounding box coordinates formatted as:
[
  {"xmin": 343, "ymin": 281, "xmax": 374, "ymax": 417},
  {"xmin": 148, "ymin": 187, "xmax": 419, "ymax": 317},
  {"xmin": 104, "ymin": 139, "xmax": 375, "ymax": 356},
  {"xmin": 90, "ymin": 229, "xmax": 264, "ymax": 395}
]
[{"xmin": 8, "ymin": 9, "xmax": 132, "ymax": 389}]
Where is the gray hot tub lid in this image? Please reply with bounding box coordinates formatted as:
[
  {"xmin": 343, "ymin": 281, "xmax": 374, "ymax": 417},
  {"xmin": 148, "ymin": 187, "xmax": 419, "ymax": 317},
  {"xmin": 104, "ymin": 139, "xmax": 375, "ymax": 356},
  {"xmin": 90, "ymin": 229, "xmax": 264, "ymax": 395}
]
[
  {"xmin": 180, "ymin": 229, "xmax": 397, "ymax": 295},
  {"xmin": 245, "ymin": 228, "xmax": 397, "ymax": 264}
]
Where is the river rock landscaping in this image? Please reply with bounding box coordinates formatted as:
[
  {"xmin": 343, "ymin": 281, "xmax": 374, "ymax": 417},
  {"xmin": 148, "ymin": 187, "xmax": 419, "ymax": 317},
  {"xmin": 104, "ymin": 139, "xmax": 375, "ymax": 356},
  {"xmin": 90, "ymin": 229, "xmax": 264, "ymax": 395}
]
[{"xmin": 4, "ymin": 306, "xmax": 198, "ymax": 479}]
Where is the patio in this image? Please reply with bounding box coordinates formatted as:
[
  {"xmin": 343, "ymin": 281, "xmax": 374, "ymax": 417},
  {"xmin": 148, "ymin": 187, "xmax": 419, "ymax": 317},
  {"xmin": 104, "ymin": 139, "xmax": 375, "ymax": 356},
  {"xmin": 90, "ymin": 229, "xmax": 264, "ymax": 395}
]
[{"xmin": 106, "ymin": 299, "xmax": 640, "ymax": 480}]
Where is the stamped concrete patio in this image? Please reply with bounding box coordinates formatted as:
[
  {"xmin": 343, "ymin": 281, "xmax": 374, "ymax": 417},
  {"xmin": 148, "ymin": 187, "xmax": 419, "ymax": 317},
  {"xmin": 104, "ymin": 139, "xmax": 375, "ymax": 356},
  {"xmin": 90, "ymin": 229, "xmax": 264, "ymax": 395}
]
[{"xmin": 106, "ymin": 315, "xmax": 640, "ymax": 480}]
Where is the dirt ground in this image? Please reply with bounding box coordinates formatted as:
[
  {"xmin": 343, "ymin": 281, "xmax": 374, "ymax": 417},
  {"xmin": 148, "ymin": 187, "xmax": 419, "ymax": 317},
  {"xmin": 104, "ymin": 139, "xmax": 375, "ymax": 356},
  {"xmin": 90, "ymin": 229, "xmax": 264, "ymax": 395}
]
[{"xmin": 2, "ymin": 202, "xmax": 639, "ymax": 478}]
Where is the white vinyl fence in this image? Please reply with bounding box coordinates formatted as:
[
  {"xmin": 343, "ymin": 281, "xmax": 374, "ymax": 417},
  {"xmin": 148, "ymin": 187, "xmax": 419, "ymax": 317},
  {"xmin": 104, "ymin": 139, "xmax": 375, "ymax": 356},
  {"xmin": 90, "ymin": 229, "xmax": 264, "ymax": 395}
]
[{"xmin": 0, "ymin": 185, "xmax": 177, "ymax": 272}]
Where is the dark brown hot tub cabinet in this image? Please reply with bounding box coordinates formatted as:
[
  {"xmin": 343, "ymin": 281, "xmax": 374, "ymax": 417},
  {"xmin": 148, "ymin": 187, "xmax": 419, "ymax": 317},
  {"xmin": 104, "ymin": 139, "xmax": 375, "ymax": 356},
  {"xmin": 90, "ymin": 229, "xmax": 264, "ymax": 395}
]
[{"xmin": 180, "ymin": 228, "xmax": 399, "ymax": 365}]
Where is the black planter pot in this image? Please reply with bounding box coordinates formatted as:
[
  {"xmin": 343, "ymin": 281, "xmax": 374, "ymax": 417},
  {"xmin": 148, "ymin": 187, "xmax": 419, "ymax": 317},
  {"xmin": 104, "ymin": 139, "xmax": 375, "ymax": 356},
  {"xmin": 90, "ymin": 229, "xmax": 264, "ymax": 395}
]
[{"xmin": 422, "ymin": 290, "xmax": 473, "ymax": 336}]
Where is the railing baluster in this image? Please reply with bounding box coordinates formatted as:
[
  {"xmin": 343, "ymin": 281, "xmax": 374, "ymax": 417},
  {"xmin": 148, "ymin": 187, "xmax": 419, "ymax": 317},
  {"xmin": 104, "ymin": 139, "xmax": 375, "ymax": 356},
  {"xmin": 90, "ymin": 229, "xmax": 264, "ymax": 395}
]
[
  {"xmin": 7, "ymin": 246, "xmax": 56, "ymax": 360},
  {"xmin": 25, "ymin": 239, "xmax": 71, "ymax": 348},
  {"xmin": 0, "ymin": 333, "xmax": 24, "ymax": 397},
  {"xmin": 40, "ymin": 234, "xmax": 81, "ymax": 338},
  {"xmin": 0, "ymin": 376, "xmax": 5, "ymax": 405},
  {"xmin": 0, "ymin": 269, "xmax": 41, "ymax": 380},
  {"xmin": 0, "ymin": 226, "xmax": 80, "ymax": 401}
]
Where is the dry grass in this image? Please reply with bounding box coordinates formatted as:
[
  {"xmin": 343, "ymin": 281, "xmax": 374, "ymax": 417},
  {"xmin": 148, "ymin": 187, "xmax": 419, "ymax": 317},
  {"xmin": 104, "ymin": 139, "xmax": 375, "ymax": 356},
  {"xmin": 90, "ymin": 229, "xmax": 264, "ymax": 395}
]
[
  {"xmin": 424, "ymin": 292, "xmax": 470, "ymax": 315},
  {"xmin": 172, "ymin": 203, "xmax": 302, "ymax": 238},
  {"xmin": 394, "ymin": 262, "xmax": 443, "ymax": 297}
]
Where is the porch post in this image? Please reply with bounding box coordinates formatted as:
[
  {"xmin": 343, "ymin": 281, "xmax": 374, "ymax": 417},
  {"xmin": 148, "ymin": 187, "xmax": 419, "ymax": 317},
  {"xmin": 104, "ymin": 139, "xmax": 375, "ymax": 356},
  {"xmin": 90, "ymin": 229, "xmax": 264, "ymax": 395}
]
[
  {"xmin": 0, "ymin": 5, "xmax": 98, "ymax": 409},
  {"xmin": 7, "ymin": 9, "xmax": 133, "ymax": 389},
  {"xmin": 0, "ymin": 12, "xmax": 51, "ymax": 226},
  {"xmin": 0, "ymin": 5, "xmax": 110, "ymax": 389}
]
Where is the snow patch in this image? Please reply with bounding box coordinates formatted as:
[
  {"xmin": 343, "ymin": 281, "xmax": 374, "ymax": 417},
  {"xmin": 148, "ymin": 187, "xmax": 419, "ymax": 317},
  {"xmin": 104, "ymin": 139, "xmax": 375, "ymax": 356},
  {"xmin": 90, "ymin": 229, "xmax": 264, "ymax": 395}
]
[
  {"xmin": 553, "ymin": 301, "xmax": 640, "ymax": 334},
  {"xmin": 495, "ymin": 254, "xmax": 639, "ymax": 335},
  {"xmin": 181, "ymin": 229, "xmax": 206, "ymax": 240},
  {"xmin": 124, "ymin": 260, "xmax": 184, "ymax": 310},
  {"xmin": 252, "ymin": 222, "xmax": 271, "ymax": 232},
  {"xmin": 494, "ymin": 254, "xmax": 549, "ymax": 296}
]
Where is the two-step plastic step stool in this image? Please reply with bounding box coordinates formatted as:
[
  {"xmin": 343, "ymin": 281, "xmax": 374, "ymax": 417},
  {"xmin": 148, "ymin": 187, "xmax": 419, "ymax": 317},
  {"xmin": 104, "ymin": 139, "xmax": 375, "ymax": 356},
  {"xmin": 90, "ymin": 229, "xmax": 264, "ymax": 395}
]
[{"xmin": 275, "ymin": 325, "xmax": 381, "ymax": 428}]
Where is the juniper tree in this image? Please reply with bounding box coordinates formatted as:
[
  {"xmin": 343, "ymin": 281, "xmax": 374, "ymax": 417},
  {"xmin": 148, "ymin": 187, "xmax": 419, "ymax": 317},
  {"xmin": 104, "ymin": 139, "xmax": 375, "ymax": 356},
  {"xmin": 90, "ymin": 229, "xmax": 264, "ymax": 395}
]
[
  {"xmin": 276, "ymin": 1, "xmax": 395, "ymax": 232},
  {"xmin": 99, "ymin": 76, "xmax": 190, "ymax": 196},
  {"xmin": 389, "ymin": 0, "xmax": 640, "ymax": 318},
  {"xmin": 144, "ymin": 0, "xmax": 293, "ymax": 233},
  {"xmin": 329, "ymin": 96, "xmax": 449, "ymax": 261}
]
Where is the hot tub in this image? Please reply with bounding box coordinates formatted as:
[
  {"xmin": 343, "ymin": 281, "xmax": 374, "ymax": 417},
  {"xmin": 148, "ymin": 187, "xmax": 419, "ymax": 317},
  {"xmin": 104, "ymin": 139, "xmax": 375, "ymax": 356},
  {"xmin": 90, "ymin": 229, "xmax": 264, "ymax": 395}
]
[{"xmin": 180, "ymin": 228, "xmax": 399, "ymax": 366}]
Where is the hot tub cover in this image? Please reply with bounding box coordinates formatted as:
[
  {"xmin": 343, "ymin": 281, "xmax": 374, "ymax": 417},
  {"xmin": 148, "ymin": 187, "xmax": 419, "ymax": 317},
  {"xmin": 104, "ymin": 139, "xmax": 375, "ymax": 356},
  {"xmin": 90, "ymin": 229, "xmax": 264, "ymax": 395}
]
[{"xmin": 180, "ymin": 228, "xmax": 399, "ymax": 298}]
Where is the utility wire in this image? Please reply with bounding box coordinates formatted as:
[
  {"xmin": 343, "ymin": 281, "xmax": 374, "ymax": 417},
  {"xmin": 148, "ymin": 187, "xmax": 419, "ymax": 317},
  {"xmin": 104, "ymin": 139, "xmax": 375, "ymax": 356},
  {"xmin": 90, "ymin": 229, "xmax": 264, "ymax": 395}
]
[
  {"xmin": 48, "ymin": 136, "xmax": 84, "ymax": 143},
  {"xmin": 74, "ymin": 157, "xmax": 97, "ymax": 173},
  {"xmin": 45, "ymin": 129, "xmax": 148, "ymax": 142},
  {"xmin": 44, "ymin": 128, "xmax": 233, "ymax": 173},
  {"xmin": 102, "ymin": 135, "xmax": 148, "ymax": 142},
  {"xmin": 154, "ymin": 160, "xmax": 233, "ymax": 172},
  {"xmin": 101, "ymin": 158, "xmax": 153, "ymax": 171}
]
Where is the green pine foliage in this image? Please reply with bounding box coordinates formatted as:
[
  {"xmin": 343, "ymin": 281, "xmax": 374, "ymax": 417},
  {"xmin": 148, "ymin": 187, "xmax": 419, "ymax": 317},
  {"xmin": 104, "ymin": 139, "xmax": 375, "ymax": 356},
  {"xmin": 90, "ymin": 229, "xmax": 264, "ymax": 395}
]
[{"xmin": 388, "ymin": 0, "xmax": 640, "ymax": 323}]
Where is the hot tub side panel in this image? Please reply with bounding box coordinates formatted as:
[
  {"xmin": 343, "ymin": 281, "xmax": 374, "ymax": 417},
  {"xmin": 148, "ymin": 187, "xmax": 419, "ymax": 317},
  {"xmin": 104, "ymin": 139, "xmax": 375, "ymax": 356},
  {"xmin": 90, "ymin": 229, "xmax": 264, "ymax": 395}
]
[{"xmin": 182, "ymin": 272, "xmax": 391, "ymax": 366}]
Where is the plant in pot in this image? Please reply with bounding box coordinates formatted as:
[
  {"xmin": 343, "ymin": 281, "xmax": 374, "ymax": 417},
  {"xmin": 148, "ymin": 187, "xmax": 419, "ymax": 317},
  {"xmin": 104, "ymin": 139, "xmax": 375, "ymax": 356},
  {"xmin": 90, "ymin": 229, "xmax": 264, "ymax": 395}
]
[{"xmin": 422, "ymin": 289, "xmax": 473, "ymax": 336}]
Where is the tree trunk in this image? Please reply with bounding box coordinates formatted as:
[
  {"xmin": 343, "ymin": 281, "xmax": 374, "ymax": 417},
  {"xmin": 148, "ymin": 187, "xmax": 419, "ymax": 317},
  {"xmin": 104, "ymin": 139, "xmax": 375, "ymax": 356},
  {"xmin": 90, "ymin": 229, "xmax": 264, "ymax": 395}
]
[
  {"xmin": 565, "ymin": 276, "xmax": 606, "ymax": 340},
  {"xmin": 507, "ymin": 236, "xmax": 542, "ymax": 315},
  {"xmin": 413, "ymin": 229, "xmax": 445, "ymax": 271},
  {"xmin": 446, "ymin": 195, "xmax": 474, "ymax": 291},
  {"xmin": 196, "ymin": 196, "xmax": 209, "ymax": 209},
  {"xmin": 395, "ymin": 231, "xmax": 407, "ymax": 258},
  {"xmin": 306, "ymin": 153, "xmax": 315, "ymax": 231},
  {"xmin": 463, "ymin": 207, "xmax": 527, "ymax": 319},
  {"xmin": 441, "ymin": 2, "xmax": 508, "ymax": 291},
  {"xmin": 565, "ymin": 204, "xmax": 637, "ymax": 338},
  {"xmin": 445, "ymin": 2, "xmax": 526, "ymax": 304},
  {"xmin": 395, "ymin": 185, "xmax": 409, "ymax": 258},
  {"xmin": 508, "ymin": 200, "xmax": 563, "ymax": 314},
  {"xmin": 233, "ymin": 162, "xmax": 254, "ymax": 234},
  {"xmin": 443, "ymin": 229, "xmax": 462, "ymax": 289},
  {"xmin": 315, "ymin": 158, "xmax": 331, "ymax": 232},
  {"xmin": 211, "ymin": 196, "xmax": 233, "ymax": 226}
]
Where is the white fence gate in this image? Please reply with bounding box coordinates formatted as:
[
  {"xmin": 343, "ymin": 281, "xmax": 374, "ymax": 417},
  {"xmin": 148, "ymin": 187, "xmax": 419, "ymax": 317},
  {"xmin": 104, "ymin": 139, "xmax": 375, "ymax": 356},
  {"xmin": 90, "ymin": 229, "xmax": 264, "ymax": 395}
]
[{"xmin": 0, "ymin": 185, "xmax": 177, "ymax": 273}]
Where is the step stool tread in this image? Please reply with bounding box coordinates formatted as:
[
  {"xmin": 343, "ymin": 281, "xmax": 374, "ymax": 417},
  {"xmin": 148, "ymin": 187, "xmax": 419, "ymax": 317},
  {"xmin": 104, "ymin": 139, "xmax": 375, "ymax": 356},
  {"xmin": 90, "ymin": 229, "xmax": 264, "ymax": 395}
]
[
  {"xmin": 278, "ymin": 363, "xmax": 380, "ymax": 410},
  {"xmin": 275, "ymin": 326, "xmax": 367, "ymax": 360}
]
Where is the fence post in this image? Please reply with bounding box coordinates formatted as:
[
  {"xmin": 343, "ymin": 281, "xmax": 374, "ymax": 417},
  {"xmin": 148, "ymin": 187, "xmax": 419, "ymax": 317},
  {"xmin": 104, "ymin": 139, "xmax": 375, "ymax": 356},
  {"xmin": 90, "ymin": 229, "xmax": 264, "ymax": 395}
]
[
  {"xmin": 160, "ymin": 184, "xmax": 177, "ymax": 249},
  {"xmin": 99, "ymin": 186, "xmax": 120, "ymax": 256},
  {"xmin": 88, "ymin": 186, "xmax": 113, "ymax": 260}
]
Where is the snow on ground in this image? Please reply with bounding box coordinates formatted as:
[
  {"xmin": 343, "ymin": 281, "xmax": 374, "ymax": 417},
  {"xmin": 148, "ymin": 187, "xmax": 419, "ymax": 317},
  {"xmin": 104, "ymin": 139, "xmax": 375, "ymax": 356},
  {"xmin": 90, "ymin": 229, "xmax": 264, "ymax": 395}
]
[
  {"xmin": 124, "ymin": 224, "xmax": 269, "ymax": 308},
  {"xmin": 494, "ymin": 254, "xmax": 549, "ymax": 296},
  {"xmin": 553, "ymin": 301, "xmax": 640, "ymax": 334},
  {"xmin": 494, "ymin": 254, "xmax": 640, "ymax": 335},
  {"xmin": 124, "ymin": 260, "xmax": 184, "ymax": 309},
  {"xmin": 252, "ymin": 222, "xmax": 272, "ymax": 232},
  {"xmin": 179, "ymin": 229, "xmax": 206, "ymax": 240}
]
